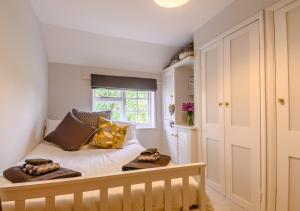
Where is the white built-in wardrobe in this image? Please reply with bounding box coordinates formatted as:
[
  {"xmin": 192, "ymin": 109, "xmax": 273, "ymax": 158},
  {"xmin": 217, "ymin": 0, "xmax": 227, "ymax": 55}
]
[
  {"xmin": 199, "ymin": 0, "xmax": 300, "ymax": 210},
  {"xmin": 200, "ymin": 16, "xmax": 264, "ymax": 211}
]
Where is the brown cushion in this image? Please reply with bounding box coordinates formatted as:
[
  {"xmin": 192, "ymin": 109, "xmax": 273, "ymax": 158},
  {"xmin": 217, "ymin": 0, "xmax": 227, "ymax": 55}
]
[
  {"xmin": 72, "ymin": 109, "xmax": 112, "ymax": 128},
  {"xmin": 45, "ymin": 112, "xmax": 96, "ymax": 151}
]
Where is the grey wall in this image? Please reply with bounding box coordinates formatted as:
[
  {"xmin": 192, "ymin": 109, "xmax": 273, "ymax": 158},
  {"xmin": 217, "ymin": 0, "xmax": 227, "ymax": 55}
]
[
  {"xmin": 0, "ymin": 0, "xmax": 48, "ymax": 172},
  {"xmin": 193, "ymin": 0, "xmax": 280, "ymax": 49},
  {"xmin": 48, "ymin": 63, "xmax": 163, "ymax": 150}
]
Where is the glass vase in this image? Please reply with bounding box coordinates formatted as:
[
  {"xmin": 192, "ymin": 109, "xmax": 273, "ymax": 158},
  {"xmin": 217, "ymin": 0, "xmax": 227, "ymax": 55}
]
[{"xmin": 186, "ymin": 112, "xmax": 194, "ymax": 126}]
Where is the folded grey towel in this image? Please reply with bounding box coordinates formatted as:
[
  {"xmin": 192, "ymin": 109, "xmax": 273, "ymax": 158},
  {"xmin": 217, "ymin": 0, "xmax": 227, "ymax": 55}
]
[
  {"xmin": 138, "ymin": 153, "xmax": 160, "ymax": 162},
  {"xmin": 22, "ymin": 163, "xmax": 60, "ymax": 176},
  {"xmin": 25, "ymin": 158, "xmax": 53, "ymax": 166},
  {"xmin": 140, "ymin": 148, "xmax": 159, "ymax": 156}
]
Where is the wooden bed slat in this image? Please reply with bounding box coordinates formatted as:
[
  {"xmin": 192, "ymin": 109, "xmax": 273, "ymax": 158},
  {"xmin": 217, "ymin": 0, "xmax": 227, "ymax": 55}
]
[
  {"xmin": 145, "ymin": 182, "xmax": 152, "ymax": 211},
  {"xmin": 164, "ymin": 178, "xmax": 172, "ymax": 211},
  {"xmin": 74, "ymin": 192, "xmax": 83, "ymax": 211},
  {"xmin": 45, "ymin": 196, "xmax": 55, "ymax": 211},
  {"xmin": 100, "ymin": 187, "xmax": 108, "ymax": 211},
  {"xmin": 123, "ymin": 184, "xmax": 131, "ymax": 211},
  {"xmin": 15, "ymin": 199, "xmax": 25, "ymax": 211},
  {"xmin": 182, "ymin": 176, "xmax": 189, "ymax": 211}
]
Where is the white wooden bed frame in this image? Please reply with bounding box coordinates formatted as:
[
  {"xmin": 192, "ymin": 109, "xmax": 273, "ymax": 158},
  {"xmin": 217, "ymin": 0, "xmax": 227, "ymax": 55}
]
[{"xmin": 0, "ymin": 163, "xmax": 206, "ymax": 211}]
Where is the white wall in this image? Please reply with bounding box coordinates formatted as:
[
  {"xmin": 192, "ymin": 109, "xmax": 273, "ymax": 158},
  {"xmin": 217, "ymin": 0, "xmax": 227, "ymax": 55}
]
[
  {"xmin": 193, "ymin": 0, "xmax": 280, "ymax": 49},
  {"xmin": 40, "ymin": 24, "xmax": 179, "ymax": 73},
  {"xmin": 48, "ymin": 63, "xmax": 163, "ymax": 149},
  {"xmin": 0, "ymin": 0, "xmax": 48, "ymax": 172}
]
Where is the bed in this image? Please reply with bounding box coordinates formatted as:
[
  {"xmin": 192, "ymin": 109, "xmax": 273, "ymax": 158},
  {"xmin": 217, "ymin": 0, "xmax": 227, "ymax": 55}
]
[{"xmin": 0, "ymin": 120, "xmax": 213, "ymax": 211}]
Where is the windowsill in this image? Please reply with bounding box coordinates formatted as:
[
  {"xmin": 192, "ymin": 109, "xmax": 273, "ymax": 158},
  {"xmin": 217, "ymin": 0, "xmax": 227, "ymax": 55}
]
[{"xmin": 136, "ymin": 126, "xmax": 157, "ymax": 130}]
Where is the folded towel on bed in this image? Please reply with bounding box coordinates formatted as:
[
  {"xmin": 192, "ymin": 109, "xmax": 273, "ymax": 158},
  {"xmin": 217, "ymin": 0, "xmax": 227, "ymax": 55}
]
[
  {"xmin": 140, "ymin": 148, "xmax": 158, "ymax": 155},
  {"xmin": 24, "ymin": 158, "xmax": 53, "ymax": 166},
  {"xmin": 122, "ymin": 154, "xmax": 171, "ymax": 171},
  {"xmin": 137, "ymin": 153, "xmax": 160, "ymax": 162},
  {"xmin": 22, "ymin": 163, "xmax": 60, "ymax": 176},
  {"xmin": 137, "ymin": 148, "xmax": 160, "ymax": 161},
  {"xmin": 3, "ymin": 166, "xmax": 81, "ymax": 183}
]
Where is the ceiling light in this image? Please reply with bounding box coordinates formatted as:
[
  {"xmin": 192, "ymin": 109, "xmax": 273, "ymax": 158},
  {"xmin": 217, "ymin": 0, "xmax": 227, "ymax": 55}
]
[{"xmin": 154, "ymin": 0, "xmax": 189, "ymax": 8}]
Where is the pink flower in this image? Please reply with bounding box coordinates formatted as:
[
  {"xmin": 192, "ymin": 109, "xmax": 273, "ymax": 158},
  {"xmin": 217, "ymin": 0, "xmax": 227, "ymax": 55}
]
[{"xmin": 181, "ymin": 102, "xmax": 194, "ymax": 113}]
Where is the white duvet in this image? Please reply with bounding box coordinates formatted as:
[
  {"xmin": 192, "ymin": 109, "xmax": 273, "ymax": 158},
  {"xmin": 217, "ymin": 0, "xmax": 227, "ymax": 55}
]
[{"xmin": 0, "ymin": 141, "xmax": 213, "ymax": 211}]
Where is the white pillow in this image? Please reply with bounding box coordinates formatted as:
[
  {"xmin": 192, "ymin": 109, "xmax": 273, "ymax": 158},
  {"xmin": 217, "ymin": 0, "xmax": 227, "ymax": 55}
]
[
  {"xmin": 114, "ymin": 121, "xmax": 138, "ymax": 145},
  {"xmin": 44, "ymin": 119, "xmax": 61, "ymax": 137}
]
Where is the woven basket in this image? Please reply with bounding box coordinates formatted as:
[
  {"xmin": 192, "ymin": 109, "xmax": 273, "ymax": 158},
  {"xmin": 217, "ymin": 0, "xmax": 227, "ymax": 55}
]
[{"xmin": 179, "ymin": 51, "xmax": 194, "ymax": 60}]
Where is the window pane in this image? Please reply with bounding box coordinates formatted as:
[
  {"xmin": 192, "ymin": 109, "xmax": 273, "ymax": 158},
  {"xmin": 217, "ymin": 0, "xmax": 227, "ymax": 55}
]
[
  {"xmin": 95, "ymin": 102, "xmax": 121, "ymax": 111},
  {"xmin": 126, "ymin": 99, "xmax": 137, "ymax": 111},
  {"xmin": 95, "ymin": 88, "xmax": 121, "ymax": 98},
  {"xmin": 126, "ymin": 90, "xmax": 137, "ymax": 98},
  {"xmin": 93, "ymin": 89, "xmax": 153, "ymax": 126},
  {"xmin": 138, "ymin": 91, "xmax": 148, "ymax": 98},
  {"xmin": 95, "ymin": 102, "xmax": 121, "ymax": 121},
  {"xmin": 138, "ymin": 99, "xmax": 148, "ymax": 111},
  {"xmin": 111, "ymin": 112, "xmax": 121, "ymax": 121},
  {"xmin": 126, "ymin": 112, "xmax": 137, "ymax": 122},
  {"xmin": 138, "ymin": 111, "xmax": 149, "ymax": 124}
]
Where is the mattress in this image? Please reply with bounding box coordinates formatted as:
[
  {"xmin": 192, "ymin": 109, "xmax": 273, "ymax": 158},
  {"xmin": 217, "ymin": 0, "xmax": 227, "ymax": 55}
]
[{"xmin": 0, "ymin": 141, "xmax": 213, "ymax": 211}]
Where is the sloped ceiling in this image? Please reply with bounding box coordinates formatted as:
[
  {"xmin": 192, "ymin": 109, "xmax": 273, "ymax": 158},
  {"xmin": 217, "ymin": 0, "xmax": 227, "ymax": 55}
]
[{"xmin": 31, "ymin": 0, "xmax": 234, "ymax": 72}]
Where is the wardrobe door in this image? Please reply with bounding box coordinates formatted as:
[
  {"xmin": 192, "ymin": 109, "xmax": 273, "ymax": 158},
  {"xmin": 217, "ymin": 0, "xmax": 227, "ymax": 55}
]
[
  {"xmin": 275, "ymin": 1, "xmax": 300, "ymax": 210},
  {"xmin": 201, "ymin": 40, "xmax": 225, "ymax": 195},
  {"xmin": 224, "ymin": 21, "xmax": 261, "ymax": 210}
]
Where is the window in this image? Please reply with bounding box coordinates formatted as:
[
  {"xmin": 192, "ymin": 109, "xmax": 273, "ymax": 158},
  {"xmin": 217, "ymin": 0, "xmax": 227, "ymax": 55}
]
[{"xmin": 93, "ymin": 88, "xmax": 155, "ymax": 128}]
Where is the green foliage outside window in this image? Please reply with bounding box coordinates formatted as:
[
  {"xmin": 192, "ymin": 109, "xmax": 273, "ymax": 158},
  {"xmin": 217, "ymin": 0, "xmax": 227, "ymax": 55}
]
[
  {"xmin": 95, "ymin": 101, "xmax": 121, "ymax": 121},
  {"xmin": 94, "ymin": 88, "xmax": 152, "ymax": 125},
  {"xmin": 95, "ymin": 89, "xmax": 121, "ymax": 98}
]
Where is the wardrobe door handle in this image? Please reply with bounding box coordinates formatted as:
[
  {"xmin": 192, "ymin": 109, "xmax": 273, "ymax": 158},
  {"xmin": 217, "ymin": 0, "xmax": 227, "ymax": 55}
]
[
  {"xmin": 225, "ymin": 102, "xmax": 230, "ymax": 107},
  {"xmin": 218, "ymin": 102, "xmax": 223, "ymax": 106},
  {"xmin": 278, "ymin": 98, "xmax": 285, "ymax": 105}
]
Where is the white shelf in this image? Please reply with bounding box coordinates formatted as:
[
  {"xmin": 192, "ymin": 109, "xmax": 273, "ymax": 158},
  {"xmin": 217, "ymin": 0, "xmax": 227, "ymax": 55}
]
[
  {"xmin": 164, "ymin": 56, "xmax": 194, "ymax": 72},
  {"xmin": 173, "ymin": 124, "xmax": 197, "ymax": 130}
]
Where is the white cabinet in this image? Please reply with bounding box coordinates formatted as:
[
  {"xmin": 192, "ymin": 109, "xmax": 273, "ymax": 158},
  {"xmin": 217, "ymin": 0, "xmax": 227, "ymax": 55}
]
[
  {"xmin": 177, "ymin": 127, "xmax": 197, "ymax": 164},
  {"xmin": 162, "ymin": 56, "xmax": 194, "ymax": 124},
  {"xmin": 162, "ymin": 56, "xmax": 197, "ymax": 165},
  {"xmin": 201, "ymin": 20, "xmax": 262, "ymax": 210},
  {"xmin": 164, "ymin": 123, "xmax": 197, "ymax": 164}
]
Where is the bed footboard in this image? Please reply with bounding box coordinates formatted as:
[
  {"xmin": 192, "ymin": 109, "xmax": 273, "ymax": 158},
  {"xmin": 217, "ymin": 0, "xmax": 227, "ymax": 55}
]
[{"xmin": 0, "ymin": 163, "xmax": 206, "ymax": 211}]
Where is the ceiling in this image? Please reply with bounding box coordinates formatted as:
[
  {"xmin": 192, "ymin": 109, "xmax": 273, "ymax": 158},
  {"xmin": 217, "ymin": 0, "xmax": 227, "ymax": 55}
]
[{"xmin": 30, "ymin": 0, "xmax": 234, "ymax": 72}]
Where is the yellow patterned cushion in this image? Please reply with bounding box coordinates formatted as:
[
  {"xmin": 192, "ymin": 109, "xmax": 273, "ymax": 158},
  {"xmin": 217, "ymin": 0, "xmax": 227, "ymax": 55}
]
[{"xmin": 90, "ymin": 117, "xmax": 128, "ymax": 149}]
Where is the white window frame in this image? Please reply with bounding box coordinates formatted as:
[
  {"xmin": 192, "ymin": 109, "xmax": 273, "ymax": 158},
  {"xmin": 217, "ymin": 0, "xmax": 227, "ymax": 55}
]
[{"xmin": 92, "ymin": 89, "xmax": 155, "ymax": 128}]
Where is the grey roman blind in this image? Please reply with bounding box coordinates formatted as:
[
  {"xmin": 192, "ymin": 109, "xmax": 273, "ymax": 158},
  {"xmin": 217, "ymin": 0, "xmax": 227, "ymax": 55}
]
[{"xmin": 91, "ymin": 74, "xmax": 157, "ymax": 91}]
